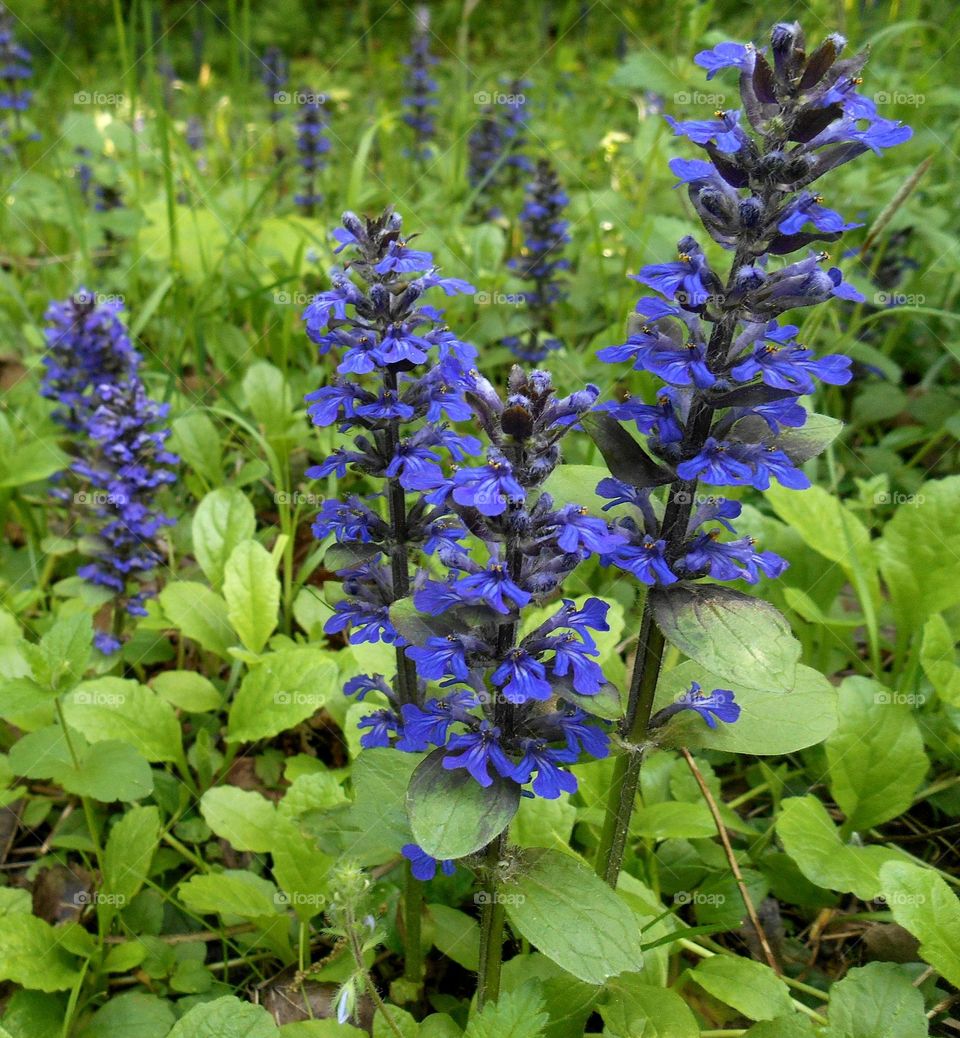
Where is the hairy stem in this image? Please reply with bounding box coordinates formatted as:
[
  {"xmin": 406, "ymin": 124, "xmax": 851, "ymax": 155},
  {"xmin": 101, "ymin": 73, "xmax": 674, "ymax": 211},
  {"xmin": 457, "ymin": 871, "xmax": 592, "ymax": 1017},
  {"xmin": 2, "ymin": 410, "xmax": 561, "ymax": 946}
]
[
  {"xmin": 476, "ymin": 833, "xmax": 507, "ymax": 1010},
  {"xmin": 595, "ymin": 250, "xmax": 750, "ymax": 886}
]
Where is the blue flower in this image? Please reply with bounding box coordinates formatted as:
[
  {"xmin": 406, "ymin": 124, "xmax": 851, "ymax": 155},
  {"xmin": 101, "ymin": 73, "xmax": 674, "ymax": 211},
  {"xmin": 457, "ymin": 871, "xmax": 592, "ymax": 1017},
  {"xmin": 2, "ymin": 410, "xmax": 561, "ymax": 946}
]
[
  {"xmin": 358, "ymin": 709, "xmax": 400, "ymax": 748},
  {"xmin": 511, "ymin": 739, "xmax": 579, "ymax": 799},
  {"xmin": 397, "ymin": 691, "xmax": 478, "ymax": 751},
  {"xmin": 402, "ymin": 843, "xmax": 455, "ymax": 881},
  {"xmin": 636, "ymin": 238, "xmax": 714, "ymax": 305},
  {"xmin": 492, "ymin": 650, "xmax": 552, "ymax": 704},
  {"xmin": 455, "ymin": 563, "xmax": 531, "ymax": 615},
  {"xmin": 442, "ymin": 722, "xmax": 514, "ymax": 788},
  {"xmin": 407, "ymin": 636, "xmax": 473, "ymax": 682},
  {"xmin": 674, "ymin": 682, "xmax": 740, "ymax": 728},
  {"xmin": 604, "ymin": 538, "xmax": 678, "ymax": 586},
  {"xmin": 451, "ymin": 456, "xmax": 525, "ymax": 516},
  {"xmin": 550, "ymin": 635, "xmax": 605, "ymax": 696},
  {"xmin": 694, "ymin": 41, "xmax": 753, "ymax": 79},
  {"xmin": 665, "ymin": 109, "xmax": 745, "ymax": 153},
  {"xmin": 553, "ymin": 506, "xmax": 626, "ymax": 555},
  {"xmin": 676, "ymin": 438, "xmax": 754, "ymax": 486}
]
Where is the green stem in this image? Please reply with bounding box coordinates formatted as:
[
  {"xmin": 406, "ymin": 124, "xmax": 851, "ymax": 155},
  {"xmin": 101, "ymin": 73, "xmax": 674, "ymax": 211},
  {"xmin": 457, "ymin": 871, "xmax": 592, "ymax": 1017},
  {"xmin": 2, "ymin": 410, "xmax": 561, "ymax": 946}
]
[
  {"xmin": 402, "ymin": 864, "xmax": 423, "ymax": 985},
  {"xmin": 476, "ymin": 834, "xmax": 506, "ymax": 1010}
]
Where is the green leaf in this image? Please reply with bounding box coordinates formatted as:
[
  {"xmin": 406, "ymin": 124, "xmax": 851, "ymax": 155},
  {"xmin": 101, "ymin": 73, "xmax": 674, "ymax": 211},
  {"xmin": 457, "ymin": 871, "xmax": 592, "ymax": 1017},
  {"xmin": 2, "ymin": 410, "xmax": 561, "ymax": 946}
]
[
  {"xmin": 151, "ymin": 670, "xmax": 222, "ymax": 712},
  {"xmin": 541, "ymin": 464, "xmax": 619, "ymax": 517},
  {"xmin": 653, "ymin": 661, "xmax": 838, "ymax": 755},
  {"xmin": 581, "ymin": 412, "xmax": 672, "ymax": 488},
  {"xmin": 192, "ymin": 487, "xmax": 256, "ymax": 588},
  {"xmin": 506, "ymin": 849, "xmax": 644, "ymax": 984},
  {"xmin": 159, "ymin": 582, "xmax": 236, "ymax": 658},
  {"xmin": 200, "ymin": 787, "xmax": 277, "ymax": 852},
  {"xmin": 732, "ymin": 412, "xmax": 843, "ymax": 464},
  {"xmin": 0, "ymin": 914, "xmax": 81, "ymax": 991},
  {"xmin": 178, "ymin": 871, "xmax": 283, "ymax": 919},
  {"xmin": 920, "ymin": 615, "xmax": 960, "ymax": 705},
  {"xmin": 324, "ymin": 542, "xmax": 383, "ymax": 571},
  {"xmin": 244, "ymin": 362, "xmax": 294, "ymax": 439},
  {"xmin": 223, "ymin": 540, "xmax": 281, "ymax": 654},
  {"xmin": 86, "ymin": 991, "xmax": 176, "ymax": 1038},
  {"xmin": 776, "ymin": 797, "xmax": 909, "ymax": 899},
  {"xmin": 427, "ymin": 903, "xmax": 480, "ymax": 971},
  {"xmin": 170, "ymin": 413, "xmax": 223, "ymax": 486},
  {"xmin": 825, "ymin": 678, "xmax": 927, "ymax": 831},
  {"xmin": 650, "ymin": 585, "xmax": 800, "ymax": 691},
  {"xmin": 389, "ymin": 598, "xmax": 468, "ymax": 645},
  {"xmin": 103, "ymin": 806, "xmax": 160, "ymax": 907},
  {"xmin": 464, "ymin": 981, "xmax": 548, "ymax": 1038},
  {"xmin": 0, "ymin": 438, "xmax": 69, "ymax": 488},
  {"xmin": 167, "ymin": 995, "xmax": 279, "ymax": 1038},
  {"xmin": 765, "ymin": 484, "xmax": 879, "ymax": 606},
  {"xmin": 821, "ymin": 962, "xmax": 927, "ymax": 1038},
  {"xmin": 878, "ymin": 862, "xmax": 960, "ymax": 988},
  {"xmin": 341, "ymin": 748, "xmax": 422, "ymax": 863},
  {"xmin": 271, "ymin": 822, "xmax": 334, "ymax": 923},
  {"xmin": 690, "ymin": 956, "xmax": 793, "ymax": 1021},
  {"xmin": 743, "ymin": 1017, "xmax": 815, "ymax": 1038},
  {"xmin": 0, "ymin": 677, "xmax": 58, "ymax": 716},
  {"xmin": 407, "ymin": 749, "xmax": 521, "ymax": 859},
  {"xmin": 227, "ymin": 648, "xmax": 337, "ymax": 743},
  {"xmin": 25, "ymin": 612, "xmax": 92, "ymax": 691},
  {"xmin": 64, "ymin": 679, "xmax": 182, "ymax": 762},
  {"xmin": 877, "ymin": 475, "xmax": 960, "ymax": 630},
  {"xmin": 599, "ymin": 982, "xmax": 699, "ymax": 1038}
]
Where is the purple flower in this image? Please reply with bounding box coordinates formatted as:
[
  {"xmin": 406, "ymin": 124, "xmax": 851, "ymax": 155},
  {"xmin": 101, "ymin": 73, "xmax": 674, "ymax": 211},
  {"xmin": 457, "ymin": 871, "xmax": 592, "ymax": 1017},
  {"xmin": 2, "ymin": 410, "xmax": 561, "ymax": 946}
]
[
  {"xmin": 451, "ymin": 457, "xmax": 525, "ymax": 516},
  {"xmin": 676, "ymin": 438, "xmax": 754, "ymax": 486},
  {"xmin": 674, "ymin": 682, "xmax": 740, "ymax": 728},
  {"xmin": 604, "ymin": 538, "xmax": 678, "ymax": 586},
  {"xmin": 492, "ymin": 650, "xmax": 552, "ymax": 704},
  {"xmin": 442, "ymin": 722, "xmax": 514, "ymax": 788},
  {"xmin": 694, "ymin": 41, "xmax": 754, "ymax": 79},
  {"xmin": 407, "ymin": 636, "xmax": 473, "ymax": 682},
  {"xmin": 550, "ymin": 635, "xmax": 605, "ymax": 696},
  {"xmin": 511, "ymin": 739, "xmax": 578, "ymax": 799},
  {"xmin": 402, "ymin": 843, "xmax": 456, "ymax": 881}
]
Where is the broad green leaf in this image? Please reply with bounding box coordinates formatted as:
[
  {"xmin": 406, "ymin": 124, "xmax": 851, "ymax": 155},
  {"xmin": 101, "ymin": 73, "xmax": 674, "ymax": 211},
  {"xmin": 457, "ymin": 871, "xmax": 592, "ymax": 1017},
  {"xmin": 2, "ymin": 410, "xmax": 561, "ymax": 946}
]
[
  {"xmin": 159, "ymin": 582, "xmax": 235, "ymax": 657},
  {"xmin": 877, "ymin": 475, "xmax": 960, "ymax": 630},
  {"xmin": 0, "ymin": 989, "xmax": 66, "ymax": 1038},
  {"xmin": 777, "ymin": 797, "xmax": 910, "ymax": 899},
  {"xmin": 825, "ymin": 678, "xmax": 927, "ymax": 831},
  {"xmin": 542, "ymin": 464, "xmax": 620, "ymax": 517},
  {"xmin": 103, "ymin": 806, "xmax": 160, "ymax": 907},
  {"xmin": 650, "ymin": 586, "xmax": 800, "ymax": 692},
  {"xmin": 653, "ymin": 662, "xmax": 838, "ymax": 755},
  {"xmin": 227, "ymin": 648, "xmax": 337, "ymax": 743},
  {"xmin": 0, "ymin": 677, "xmax": 58, "ymax": 717},
  {"xmin": 178, "ymin": 871, "xmax": 283, "ymax": 919},
  {"xmin": 0, "ymin": 914, "xmax": 81, "ymax": 991},
  {"xmin": 151, "ymin": 670, "xmax": 222, "ymax": 712},
  {"xmin": 464, "ymin": 981, "xmax": 548, "ymax": 1038},
  {"xmin": 279, "ymin": 1024, "xmax": 365, "ymax": 1038},
  {"xmin": 170, "ymin": 413, "xmax": 223, "ymax": 486},
  {"xmin": 192, "ymin": 487, "xmax": 256, "ymax": 588},
  {"xmin": 581, "ymin": 412, "xmax": 672, "ymax": 488},
  {"xmin": 599, "ymin": 982, "xmax": 699, "ymax": 1038},
  {"xmin": 200, "ymin": 787, "xmax": 277, "ymax": 852},
  {"xmin": 341, "ymin": 748, "xmax": 422, "ymax": 863},
  {"xmin": 690, "ymin": 956, "xmax": 793, "ymax": 1021},
  {"xmin": 506, "ymin": 849, "xmax": 644, "ymax": 984},
  {"xmin": 920, "ymin": 615, "xmax": 960, "ymax": 705},
  {"xmin": 765, "ymin": 484, "xmax": 878, "ymax": 600},
  {"xmin": 428, "ymin": 903, "xmax": 480, "ymax": 971},
  {"xmin": 733, "ymin": 412, "xmax": 843, "ymax": 465},
  {"xmin": 878, "ymin": 862, "xmax": 960, "ymax": 988},
  {"xmin": 0, "ymin": 438, "xmax": 68, "ymax": 489},
  {"xmin": 407, "ymin": 749, "xmax": 521, "ymax": 859},
  {"xmin": 167, "ymin": 995, "xmax": 279, "ymax": 1038},
  {"xmin": 821, "ymin": 962, "xmax": 927, "ymax": 1038},
  {"xmin": 223, "ymin": 540, "xmax": 280, "ymax": 654},
  {"xmin": 64, "ymin": 679, "xmax": 182, "ymax": 762},
  {"xmin": 86, "ymin": 991, "xmax": 176, "ymax": 1038},
  {"xmin": 277, "ymin": 771, "xmax": 347, "ymax": 819},
  {"xmin": 271, "ymin": 822, "xmax": 334, "ymax": 923},
  {"xmin": 244, "ymin": 362, "xmax": 293, "ymax": 440},
  {"xmin": 512, "ymin": 793, "xmax": 576, "ymax": 851},
  {"xmin": 24, "ymin": 612, "xmax": 92, "ymax": 691},
  {"xmin": 631, "ymin": 801, "xmax": 716, "ymax": 841}
]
